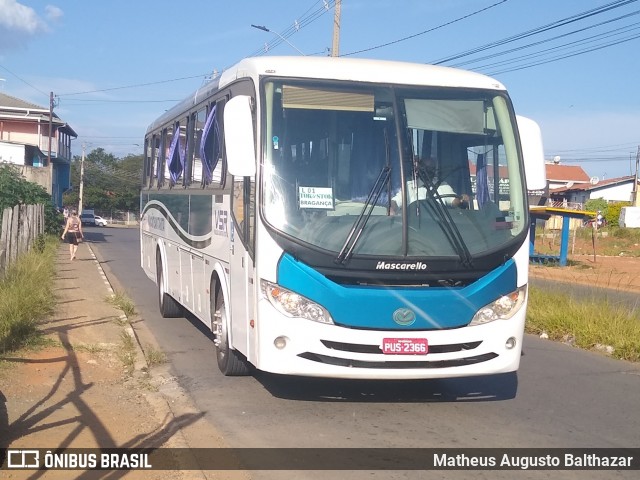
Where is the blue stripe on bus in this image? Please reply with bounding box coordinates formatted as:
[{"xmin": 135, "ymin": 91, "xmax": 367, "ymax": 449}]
[{"xmin": 276, "ymin": 254, "xmax": 518, "ymax": 330}]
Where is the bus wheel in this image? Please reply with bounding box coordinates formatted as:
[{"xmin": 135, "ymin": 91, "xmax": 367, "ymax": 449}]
[
  {"xmin": 211, "ymin": 282, "xmax": 250, "ymax": 376},
  {"xmin": 156, "ymin": 253, "xmax": 183, "ymax": 318}
]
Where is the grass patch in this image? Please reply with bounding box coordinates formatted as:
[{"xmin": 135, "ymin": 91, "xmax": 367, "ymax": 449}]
[
  {"xmin": 106, "ymin": 291, "xmax": 136, "ymax": 317},
  {"xmin": 73, "ymin": 342, "xmax": 107, "ymax": 355},
  {"xmin": 526, "ymin": 285, "xmax": 640, "ymax": 362},
  {"xmin": 144, "ymin": 344, "xmax": 167, "ymax": 367},
  {"xmin": 0, "ymin": 235, "xmax": 58, "ymax": 354},
  {"xmin": 118, "ymin": 330, "xmax": 137, "ymax": 376},
  {"xmin": 534, "ymin": 226, "xmax": 640, "ymax": 258}
]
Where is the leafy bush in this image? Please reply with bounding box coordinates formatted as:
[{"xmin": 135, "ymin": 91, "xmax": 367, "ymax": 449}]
[
  {"xmin": 584, "ymin": 198, "xmax": 608, "ymax": 215},
  {"xmin": 605, "ymin": 202, "xmax": 630, "ymax": 228},
  {"xmin": 0, "ymin": 165, "xmax": 61, "ymax": 235}
]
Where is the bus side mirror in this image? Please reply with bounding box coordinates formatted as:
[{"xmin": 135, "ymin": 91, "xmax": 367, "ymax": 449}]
[
  {"xmin": 516, "ymin": 115, "xmax": 546, "ymax": 191},
  {"xmin": 224, "ymin": 95, "xmax": 256, "ymax": 177}
]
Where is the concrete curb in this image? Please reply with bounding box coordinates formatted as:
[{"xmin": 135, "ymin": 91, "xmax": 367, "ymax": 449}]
[{"xmin": 86, "ymin": 242, "xmax": 209, "ymax": 477}]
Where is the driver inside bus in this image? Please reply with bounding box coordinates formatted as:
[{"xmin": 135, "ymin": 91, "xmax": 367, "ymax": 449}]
[{"xmin": 390, "ymin": 156, "xmax": 470, "ymax": 214}]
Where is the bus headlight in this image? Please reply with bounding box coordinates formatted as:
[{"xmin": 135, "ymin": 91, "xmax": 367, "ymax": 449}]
[
  {"xmin": 261, "ymin": 280, "xmax": 334, "ymax": 325},
  {"xmin": 469, "ymin": 285, "xmax": 527, "ymax": 326}
]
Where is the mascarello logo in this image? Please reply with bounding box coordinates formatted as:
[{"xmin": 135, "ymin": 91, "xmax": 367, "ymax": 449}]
[
  {"xmin": 392, "ymin": 308, "xmax": 416, "ymax": 326},
  {"xmin": 376, "ymin": 261, "xmax": 427, "ymax": 271}
]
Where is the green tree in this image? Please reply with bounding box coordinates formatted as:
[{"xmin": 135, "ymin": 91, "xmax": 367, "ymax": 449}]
[
  {"xmin": 0, "ymin": 164, "xmax": 62, "ymax": 234},
  {"xmin": 63, "ymin": 148, "xmax": 142, "ymax": 213},
  {"xmin": 584, "ymin": 198, "xmax": 608, "ymax": 219},
  {"xmin": 605, "ymin": 202, "xmax": 629, "ymax": 227}
]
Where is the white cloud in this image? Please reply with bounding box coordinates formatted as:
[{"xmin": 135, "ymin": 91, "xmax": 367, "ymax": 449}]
[
  {"xmin": 0, "ymin": 0, "xmax": 58, "ymax": 53},
  {"xmin": 45, "ymin": 5, "xmax": 63, "ymax": 23}
]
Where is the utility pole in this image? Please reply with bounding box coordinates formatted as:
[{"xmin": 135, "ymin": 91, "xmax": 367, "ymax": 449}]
[
  {"xmin": 634, "ymin": 146, "xmax": 640, "ymax": 207},
  {"xmin": 331, "ymin": 0, "xmax": 341, "ymax": 57},
  {"xmin": 47, "ymin": 91, "xmax": 53, "ymax": 166},
  {"xmin": 78, "ymin": 144, "xmax": 85, "ymax": 215}
]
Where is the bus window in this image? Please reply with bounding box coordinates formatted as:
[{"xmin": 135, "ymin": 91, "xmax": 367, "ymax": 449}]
[
  {"xmin": 200, "ymin": 102, "xmax": 226, "ymax": 188},
  {"xmin": 183, "ymin": 113, "xmax": 194, "ymax": 187},
  {"xmin": 163, "ymin": 127, "xmax": 173, "ymax": 185},
  {"xmin": 167, "ymin": 119, "xmax": 187, "ymax": 186},
  {"xmin": 156, "ymin": 130, "xmax": 167, "ymax": 188},
  {"xmin": 192, "ymin": 108, "xmax": 206, "ymax": 185},
  {"xmin": 231, "ymin": 176, "xmax": 255, "ymax": 253},
  {"xmin": 232, "ymin": 177, "xmax": 245, "ymax": 237},
  {"xmin": 143, "ymin": 138, "xmax": 151, "ymax": 187},
  {"xmin": 151, "ymin": 134, "xmax": 160, "ymax": 188}
]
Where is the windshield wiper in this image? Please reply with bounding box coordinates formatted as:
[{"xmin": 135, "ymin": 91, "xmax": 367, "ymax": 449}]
[
  {"xmin": 417, "ymin": 171, "xmax": 474, "ymax": 269},
  {"xmin": 335, "ymin": 165, "xmax": 391, "ymax": 265}
]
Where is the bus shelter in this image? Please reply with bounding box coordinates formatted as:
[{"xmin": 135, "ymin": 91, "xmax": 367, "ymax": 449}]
[{"xmin": 529, "ymin": 206, "xmax": 596, "ymax": 267}]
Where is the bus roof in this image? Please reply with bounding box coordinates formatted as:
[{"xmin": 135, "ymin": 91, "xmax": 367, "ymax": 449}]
[
  {"xmin": 219, "ymin": 56, "xmax": 506, "ymax": 91},
  {"xmin": 146, "ymin": 56, "xmax": 507, "ymax": 134}
]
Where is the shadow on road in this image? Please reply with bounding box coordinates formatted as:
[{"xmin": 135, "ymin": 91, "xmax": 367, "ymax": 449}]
[{"xmin": 255, "ymin": 371, "xmax": 518, "ymax": 402}]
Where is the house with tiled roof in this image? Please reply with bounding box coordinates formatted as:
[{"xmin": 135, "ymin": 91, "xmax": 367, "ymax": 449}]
[
  {"xmin": 545, "ymin": 162, "xmax": 591, "ymax": 191},
  {"xmin": 549, "ymin": 175, "xmax": 637, "ymax": 207},
  {"xmin": 542, "ymin": 160, "xmax": 638, "ymax": 206},
  {"xmin": 0, "ymin": 92, "xmax": 77, "ymax": 208}
]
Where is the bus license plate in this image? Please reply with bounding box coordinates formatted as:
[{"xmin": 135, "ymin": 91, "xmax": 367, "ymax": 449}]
[{"xmin": 381, "ymin": 338, "xmax": 428, "ymax": 355}]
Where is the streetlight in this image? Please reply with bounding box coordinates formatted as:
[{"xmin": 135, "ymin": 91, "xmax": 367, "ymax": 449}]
[{"xmin": 251, "ymin": 24, "xmax": 306, "ymax": 56}]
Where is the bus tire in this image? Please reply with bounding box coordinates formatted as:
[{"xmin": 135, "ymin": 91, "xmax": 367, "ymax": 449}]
[
  {"xmin": 212, "ymin": 281, "xmax": 250, "ymax": 376},
  {"xmin": 156, "ymin": 252, "xmax": 183, "ymax": 318}
]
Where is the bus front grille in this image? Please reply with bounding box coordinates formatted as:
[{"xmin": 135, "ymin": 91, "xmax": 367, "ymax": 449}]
[
  {"xmin": 320, "ymin": 340, "xmax": 482, "ymax": 354},
  {"xmin": 298, "ymin": 352, "xmax": 498, "ymax": 369}
]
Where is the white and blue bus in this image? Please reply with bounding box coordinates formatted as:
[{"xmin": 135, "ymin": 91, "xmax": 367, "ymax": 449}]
[{"xmin": 140, "ymin": 56, "xmax": 545, "ymax": 378}]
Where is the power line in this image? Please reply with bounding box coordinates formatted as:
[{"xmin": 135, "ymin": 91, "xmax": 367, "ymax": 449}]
[
  {"xmin": 0, "ymin": 63, "xmax": 49, "ymax": 99},
  {"xmin": 485, "ymin": 31, "xmax": 640, "ymax": 75},
  {"xmin": 450, "ymin": 10, "xmax": 640, "ymax": 68},
  {"xmin": 341, "ymin": 0, "xmax": 510, "ymax": 57},
  {"xmin": 245, "ymin": 0, "xmax": 335, "ymax": 58},
  {"xmin": 61, "ymin": 99, "xmax": 181, "ymax": 106},
  {"xmin": 80, "ymin": 136, "xmax": 139, "ymax": 139},
  {"xmin": 552, "ymin": 141, "xmax": 640, "ymax": 153},
  {"xmin": 81, "ymin": 161, "xmax": 141, "ymax": 185},
  {"xmin": 431, "ymin": 0, "xmax": 638, "ymax": 65},
  {"xmin": 57, "ymin": 74, "xmax": 209, "ymax": 97},
  {"xmin": 477, "ymin": 21, "xmax": 640, "ymax": 70}
]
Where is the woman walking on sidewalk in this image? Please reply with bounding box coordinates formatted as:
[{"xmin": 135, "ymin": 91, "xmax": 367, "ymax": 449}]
[{"xmin": 61, "ymin": 209, "xmax": 83, "ymax": 260}]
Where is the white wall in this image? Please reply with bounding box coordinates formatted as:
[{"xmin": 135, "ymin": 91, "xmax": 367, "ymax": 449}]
[
  {"xmin": 0, "ymin": 141, "xmax": 26, "ymax": 165},
  {"xmin": 590, "ymin": 183, "xmax": 633, "ymax": 203}
]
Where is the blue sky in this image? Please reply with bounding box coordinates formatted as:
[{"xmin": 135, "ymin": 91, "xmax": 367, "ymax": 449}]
[{"xmin": 1, "ymin": 0, "xmax": 639, "ymax": 180}]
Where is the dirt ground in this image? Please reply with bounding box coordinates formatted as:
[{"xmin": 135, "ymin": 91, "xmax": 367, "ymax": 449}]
[
  {"xmin": 530, "ymin": 229, "xmax": 640, "ymax": 292},
  {"xmin": 0, "ymin": 243, "xmax": 248, "ymax": 479},
  {"xmin": 529, "ymin": 254, "xmax": 640, "ymax": 292}
]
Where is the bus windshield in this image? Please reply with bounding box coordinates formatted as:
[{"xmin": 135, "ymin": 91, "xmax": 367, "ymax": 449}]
[{"xmin": 262, "ymin": 80, "xmax": 527, "ymax": 260}]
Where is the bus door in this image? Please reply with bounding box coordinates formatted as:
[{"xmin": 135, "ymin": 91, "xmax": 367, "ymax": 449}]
[{"xmin": 229, "ymin": 176, "xmax": 256, "ymax": 361}]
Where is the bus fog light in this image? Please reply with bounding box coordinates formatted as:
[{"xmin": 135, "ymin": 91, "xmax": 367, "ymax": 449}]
[
  {"xmin": 505, "ymin": 337, "xmax": 517, "ymax": 349},
  {"xmin": 274, "ymin": 336, "xmax": 288, "ymax": 349}
]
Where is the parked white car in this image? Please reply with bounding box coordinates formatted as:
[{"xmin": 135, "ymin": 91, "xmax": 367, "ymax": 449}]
[{"xmin": 94, "ymin": 215, "xmax": 108, "ymax": 227}]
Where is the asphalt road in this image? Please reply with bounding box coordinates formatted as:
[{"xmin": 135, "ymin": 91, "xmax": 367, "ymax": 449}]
[{"xmin": 84, "ymin": 226, "xmax": 640, "ymax": 480}]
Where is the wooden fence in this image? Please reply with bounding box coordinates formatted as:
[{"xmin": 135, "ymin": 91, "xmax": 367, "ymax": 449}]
[{"xmin": 0, "ymin": 204, "xmax": 45, "ymax": 278}]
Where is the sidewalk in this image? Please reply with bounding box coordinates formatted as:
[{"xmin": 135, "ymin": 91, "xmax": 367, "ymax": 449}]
[{"xmin": 0, "ymin": 240, "xmax": 241, "ymax": 479}]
